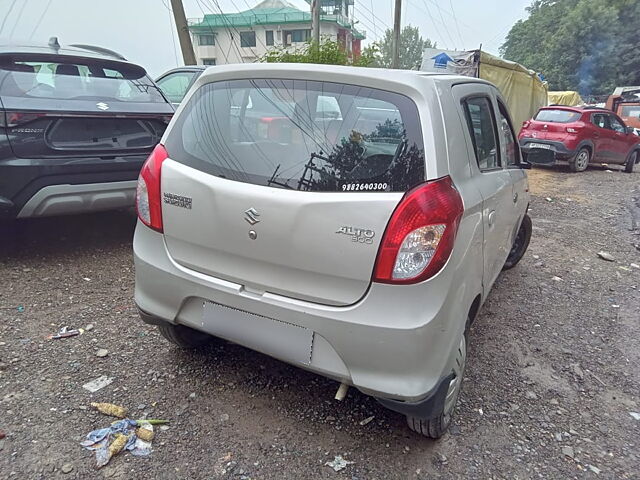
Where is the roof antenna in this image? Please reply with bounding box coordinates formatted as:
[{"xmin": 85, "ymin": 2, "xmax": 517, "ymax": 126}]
[{"xmin": 48, "ymin": 36, "xmax": 60, "ymax": 50}]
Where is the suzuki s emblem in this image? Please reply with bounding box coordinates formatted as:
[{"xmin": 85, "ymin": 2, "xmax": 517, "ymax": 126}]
[
  {"xmin": 244, "ymin": 208, "xmax": 260, "ymax": 225},
  {"xmin": 96, "ymin": 102, "xmax": 109, "ymax": 111}
]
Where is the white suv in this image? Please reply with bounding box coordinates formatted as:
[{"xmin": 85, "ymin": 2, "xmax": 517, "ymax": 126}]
[{"xmin": 134, "ymin": 64, "xmax": 532, "ymax": 438}]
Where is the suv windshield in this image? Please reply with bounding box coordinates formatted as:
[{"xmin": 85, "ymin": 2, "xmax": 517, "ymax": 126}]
[
  {"xmin": 165, "ymin": 79, "xmax": 425, "ymax": 192},
  {"xmin": 535, "ymin": 109, "xmax": 581, "ymax": 123},
  {"xmin": 0, "ymin": 56, "xmax": 165, "ymax": 103}
]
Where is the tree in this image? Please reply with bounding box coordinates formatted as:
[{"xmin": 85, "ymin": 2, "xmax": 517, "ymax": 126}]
[
  {"xmin": 261, "ymin": 38, "xmax": 377, "ymax": 67},
  {"xmin": 500, "ymin": 0, "xmax": 638, "ymax": 96},
  {"xmin": 373, "ymin": 25, "xmax": 435, "ymax": 70}
]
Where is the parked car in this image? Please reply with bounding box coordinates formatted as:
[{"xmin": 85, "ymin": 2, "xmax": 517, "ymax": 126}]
[
  {"xmin": 518, "ymin": 106, "xmax": 640, "ymax": 173},
  {"xmin": 133, "ymin": 64, "xmax": 532, "ymax": 438},
  {"xmin": 0, "ymin": 39, "xmax": 174, "ymax": 219},
  {"xmin": 155, "ymin": 66, "xmax": 206, "ymax": 106}
]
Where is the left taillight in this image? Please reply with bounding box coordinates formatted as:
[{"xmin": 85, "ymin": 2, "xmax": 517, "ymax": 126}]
[
  {"xmin": 373, "ymin": 176, "xmax": 464, "ymax": 284},
  {"xmin": 0, "ymin": 111, "xmax": 47, "ymax": 128},
  {"xmin": 136, "ymin": 144, "xmax": 168, "ymax": 232}
]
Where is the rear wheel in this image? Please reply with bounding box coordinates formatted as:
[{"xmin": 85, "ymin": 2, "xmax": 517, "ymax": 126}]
[
  {"xmin": 570, "ymin": 147, "xmax": 590, "ymax": 172},
  {"xmin": 157, "ymin": 323, "xmax": 212, "ymax": 348},
  {"xmin": 625, "ymin": 150, "xmax": 638, "ymax": 173},
  {"xmin": 406, "ymin": 333, "xmax": 467, "ymax": 439},
  {"xmin": 503, "ymin": 214, "xmax": 532, "ymax": 270}
]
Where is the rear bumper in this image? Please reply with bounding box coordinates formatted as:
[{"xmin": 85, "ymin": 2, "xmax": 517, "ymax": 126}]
[
  {"xmin": 133, "ymin": 222, "xmax": 475, "ymax": 413},
  {"xmin": 16, "ymin": 180, "xmax": 137, "ymax": 218},
  {"xmin": 519, "ymin": 138, "xmax": 576, "ymax": 164},
  {"xmin": 0, "ymin": 155, "xmax": 144, "ymax": 219}
]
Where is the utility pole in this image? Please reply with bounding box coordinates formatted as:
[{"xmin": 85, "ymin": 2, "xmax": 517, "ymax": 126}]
[
  {"xmin": 391, "ymin": 0, "xmax": 402, "ymax": 69},
  {"xmin": 312, "ymin": 0, "xmax": 321, "ymax": 45},
  {"xmin": 170, "ymin": 0, "xmax": 197, "ymax": 65}
]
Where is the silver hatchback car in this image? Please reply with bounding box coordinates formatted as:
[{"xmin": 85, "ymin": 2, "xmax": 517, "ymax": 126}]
[{"xmin": 134, "ymin": 64, "xmax": 532, "ymax": 438}]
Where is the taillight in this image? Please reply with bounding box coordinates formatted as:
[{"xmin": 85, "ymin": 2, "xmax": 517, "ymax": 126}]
[
  {"xmin": 373, "ymin": 176, "xmax": 464, "ymax": 284},
  {"xmin": 0, "ymin": 111, "xmax": 46, "ymax": 128},
  {"xmin": 566, "ymin": 126, "xmax": 581, "ymax": 134},
  {"xmin": 136, "ymin": 144, "xmax": 168, "ymax": 232},
  {"xmin": 522, "ymin": 120, "xmax": 531, "ymax": 129}
]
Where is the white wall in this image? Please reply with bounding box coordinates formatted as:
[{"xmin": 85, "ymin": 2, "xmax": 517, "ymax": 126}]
[{"xmin": 191, "ymin": 22, "xmax": 346, "ymax": 65}]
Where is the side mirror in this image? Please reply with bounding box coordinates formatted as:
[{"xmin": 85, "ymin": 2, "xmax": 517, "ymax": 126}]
[
  {"xmin": 627, "ymin": 126, "xmax": 635, "ymax": 135},
  {"xmin": 519, "ymin": 161, "xmax": 532, "ymax": 170}
]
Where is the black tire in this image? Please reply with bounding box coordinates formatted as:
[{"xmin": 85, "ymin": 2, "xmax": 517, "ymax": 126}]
[
  {"xmin": 503, "ymin": 214, "xmax": 532, "ymax": 270},
  {"xmin": 625, "ymin": 150, "xmax": 638, "ymax": 173},
  {"xmin": 406, "ymin": 332, "xmax": 467, "ymax": 439},
  {"xmin": 157, "ymin": 322, "xmax": 212, "ymax": 348},
  {"xmin": 569, "ymin": 147, "xmax": 590, "ymax": 172}
]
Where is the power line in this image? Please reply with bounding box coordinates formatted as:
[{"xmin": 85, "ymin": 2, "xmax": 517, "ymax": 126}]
[
  {"xmin": 431, "ymin": 0, "xmax": 456, "ymax": 48},
  {"xmin": 0, "ymin": 0, "xmax": 18, "ymax": 37},
  {"xmin": 161, "ymin": 0, "xmax": 181, "ymax": 66},
  {"xmin": 352, "ymin": 5, "xmax": 383, "ymax": 41},
  {"xmin": 203, "ymin": 0, "xmax": 254, "ymax": 63},
  {"xmin": 9, "ymin": 0, "xmax": 28, "ymax": 39},
  {"xmin": 407, "ymin": 0, "xmax": 448, "ymax": 48},
  {"xmin": 195, "ymin": 0, "xmax": 233, "ymax": 64},
  {"xmin": 356, "ymin": 1, "xmax": 392, "ymax": 31},
  {"xmin": 369, "ymin": 0, "xmax": 376, "ymax": 37},
  {"xmin": 217, "ymin": 0, "xmax": 263, "ymax": 60},
  {"xmin": 448, "ymin": 0, "xmax": 465, "ymax": 48},
  {"xmin": 29, "ymin": 0, "xmax": 54, "ymax": 40}
]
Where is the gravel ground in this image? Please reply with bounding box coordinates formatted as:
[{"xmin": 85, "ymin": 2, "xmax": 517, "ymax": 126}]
[{"xmin": 1, "ymin": 166, "xmax": 639, "ymax": 479}]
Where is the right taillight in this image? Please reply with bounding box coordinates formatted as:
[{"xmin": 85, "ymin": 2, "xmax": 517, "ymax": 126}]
[
  {"xmin": 136, "ymin": 144, "xmax": 168, "ymax": 232},
  {"xmin": 373, "ymin": 176, "xmax": 464, "ymax": 284},
  {"xmin": 522, "ymin": 120, "xmax": 531, "ymax": 129}
]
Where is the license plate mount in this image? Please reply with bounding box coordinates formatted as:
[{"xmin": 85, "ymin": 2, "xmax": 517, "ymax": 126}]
[{"xmin": 528, "ymin": 142, "xmax": 554, "ymax": 150}]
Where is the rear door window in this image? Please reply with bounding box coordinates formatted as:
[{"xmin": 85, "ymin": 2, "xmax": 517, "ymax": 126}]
[
  {"xmin": 535, "ymin": 109, "xmax": 581, "ymax": 123},
  {"xmin": 497, "ymin": 101, "xmax": 519, "ymax": 166},
  {"xmin": 165, "ymin": 79, "xmax": 425, "ymax": 192},
  {"xmin": 462, "ymin": 96, "xmax": 500, "ymax": 170},
  {"xmin": 0, "ymin": 56, "xmax": 165, "ymax": 103}
]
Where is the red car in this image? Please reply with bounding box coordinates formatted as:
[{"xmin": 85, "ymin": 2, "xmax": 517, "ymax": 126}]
[{"xmin": 518, "ymin": 106, "xmax": 640, "ymax": 173}]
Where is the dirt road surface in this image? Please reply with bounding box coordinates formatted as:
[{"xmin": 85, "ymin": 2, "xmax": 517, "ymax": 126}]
[{"xmin": 1, "ymin": 167, "xmax": 639, "ymax": 479}]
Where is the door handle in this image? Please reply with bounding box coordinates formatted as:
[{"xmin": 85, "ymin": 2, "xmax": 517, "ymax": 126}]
[
  {"xmin": 593, "ymin": 133, "xmax": 599, "ymax": 138},
  {"xmin": 488, "ymin": 210, "xmax": 496, "ymax": 227},
  {"xmin": 513, "ymin": 192, "xmax": 518, "ymax": 203}
]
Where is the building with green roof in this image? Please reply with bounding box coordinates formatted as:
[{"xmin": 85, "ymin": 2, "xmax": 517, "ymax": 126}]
[{"xmin": 188, "ymin": 0, "xmax": 365, "ymax": 65}]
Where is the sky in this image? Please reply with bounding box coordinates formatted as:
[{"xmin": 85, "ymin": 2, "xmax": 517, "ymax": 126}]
[{"xmin": 0, "ymin": 0, "xmax": 532, "ymax": 77}]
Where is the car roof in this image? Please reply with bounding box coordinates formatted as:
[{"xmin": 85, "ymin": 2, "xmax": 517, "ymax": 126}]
[
  {"xmin": 160, "ymin": 66, "xmax": 208, "ymax": 74},
  {"xmin": 542, "ymin": 105, "xmax": 612, "ymax": 114},
  {"xmin": 195, "ymin": 63, "xmax": 495, "ymax": 91},
  {"xmin": 156, "ymin": 65, "xmax": 208, "ymax": 80},
  {"xmin": 0, "ymin": 40, "xmax": 131, "ymax": 63}
]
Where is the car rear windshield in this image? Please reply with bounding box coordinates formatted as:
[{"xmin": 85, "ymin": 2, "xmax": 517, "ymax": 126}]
[
  {"xmin": 534, "ymin": 109, "xmax": 581, "ymax": 123},
  {"xmin": 164, "ymin": 79, "xmax": 426, "ymax": 192},
  {"xmin": 0, "ymin": 56, "xmax": 165, "ymax": 103}
]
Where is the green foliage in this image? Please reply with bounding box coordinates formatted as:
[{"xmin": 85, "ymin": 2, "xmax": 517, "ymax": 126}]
[
  {"xmin": 261, "ymin": 38, "xmax": 376, "ymax": 67},
  {"xmin": 372, "ymin": 25, "xmax": 435, "ymax": 70},
  {"xmin": 501, "ymin": 0, "xmax": 640, "ymax": 96}
]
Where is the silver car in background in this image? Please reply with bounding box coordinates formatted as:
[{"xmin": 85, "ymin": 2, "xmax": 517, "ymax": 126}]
[{"xmin": 133, "ymin": 64, "xmax": 532, "ymax": 438}]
